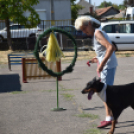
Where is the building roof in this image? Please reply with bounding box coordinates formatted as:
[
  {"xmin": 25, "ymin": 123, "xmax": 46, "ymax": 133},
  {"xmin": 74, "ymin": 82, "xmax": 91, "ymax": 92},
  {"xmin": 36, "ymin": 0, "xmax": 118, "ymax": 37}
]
[
  {"xmin": 103, "ymin": 10, "xmax": 126, "ymax": 19},
  {"xmin": 77, "ymin": 0, "xmax": 93, "ymax": 15},
  {"xmin": 95, "ymin": 6, "xmax": 119, "ymax": 16}
]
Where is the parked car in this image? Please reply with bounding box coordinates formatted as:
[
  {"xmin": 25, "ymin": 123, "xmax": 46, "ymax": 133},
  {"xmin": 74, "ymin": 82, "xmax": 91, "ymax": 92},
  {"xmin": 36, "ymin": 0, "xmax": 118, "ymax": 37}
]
[
  {"xmin": 50, "ymin": 25, "xmax": 91, "ymax": 39},
  {"xmin": 36, "ymin": 25, "xmax": 92, "ymax": 51},
  {"xmin": 0, "ymin": 24, "xmax": 43, "ymax": 43},
  {"xmin": 101, "ymin": 20, "xmax": 134, "ymax": 50}
]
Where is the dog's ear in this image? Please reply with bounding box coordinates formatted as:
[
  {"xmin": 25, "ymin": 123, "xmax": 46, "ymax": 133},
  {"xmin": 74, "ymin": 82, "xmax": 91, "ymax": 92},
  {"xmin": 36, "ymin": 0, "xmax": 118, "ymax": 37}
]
[
  {"xmin": 93, "ymin": 77, "xmax": 96, "ymax": 82},
  {"xmin": 97, "ymin": 77, "xmax": 101, "ymax": 82}
]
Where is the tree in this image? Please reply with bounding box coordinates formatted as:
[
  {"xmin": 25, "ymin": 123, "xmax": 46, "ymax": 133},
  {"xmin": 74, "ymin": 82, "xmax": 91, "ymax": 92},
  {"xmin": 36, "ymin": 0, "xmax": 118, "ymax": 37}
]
[
  {"xmin": 112, "ymin": 4, "xmax": 120, "ymax": 10},
  {"xmin": 71, "ymin": 0, "xmax": 83, "ymax": 23},
  {"xmin": 99, "ymin": 1, "xmax": 113, "ymax": 8},
  {"xmin": 0, "ymin": 0, "xmax": 40, "ymax": 49},
  {"xmin": 99, "ymin": 1, "xmax": 121, "ymax": 10},
  {"xmin": 118, "ymin": 4, "xmax": 126, "ymax": 10},
  {"xmin": 123, "ymin": 0, "xmax": 134, "ymax": 6}
]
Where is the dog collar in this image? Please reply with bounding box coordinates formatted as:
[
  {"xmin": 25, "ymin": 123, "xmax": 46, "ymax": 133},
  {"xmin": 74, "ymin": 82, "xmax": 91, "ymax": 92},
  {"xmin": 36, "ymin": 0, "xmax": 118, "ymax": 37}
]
[{"xmin": 97, "ymin": 83, "xmax": 107, "ymax": 102}]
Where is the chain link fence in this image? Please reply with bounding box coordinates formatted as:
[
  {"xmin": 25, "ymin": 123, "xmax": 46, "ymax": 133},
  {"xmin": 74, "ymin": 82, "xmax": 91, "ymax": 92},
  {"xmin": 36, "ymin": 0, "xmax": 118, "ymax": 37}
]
[{"xmin": 0, "ymin": 19, "xmax": 93, "ymax": 52}]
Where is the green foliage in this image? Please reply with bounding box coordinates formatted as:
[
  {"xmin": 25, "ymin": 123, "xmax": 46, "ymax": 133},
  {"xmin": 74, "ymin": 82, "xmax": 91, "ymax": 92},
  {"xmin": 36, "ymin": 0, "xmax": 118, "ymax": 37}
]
[
  {"xmin": 62, "ymin": 93, "xmax": 74, "ymax": 100},
  {"xmin": 99, "ymin": 1, "xmax": 126, "ymax": 10},
  {"xmin": 118, "ymin": 4, "xmax": 126, "ymax": 10},
  {"xmin": 0, "ymin": 0, "xmax": 40, "ymax": 28},
  {"xmin": 99, "ymin": 1, "xmax": 113, "ymax": 8},
  {"xmin": 71, "ymin": 0, "xmax": 83, "ymax": 21},
  {"xmin": 112, "ymin": 4, "xmax": 120, "ymax": 10},
  {"xmin": 75, "ymin": 112, "xmax": 99, "ymax": 120},
  {"xmin": 83, "ymin": 128, "xmax": 102, "ymax": 134},
  {"xmin": 123, "ymin": 0, "xmax": 134, "ymax": 6}
]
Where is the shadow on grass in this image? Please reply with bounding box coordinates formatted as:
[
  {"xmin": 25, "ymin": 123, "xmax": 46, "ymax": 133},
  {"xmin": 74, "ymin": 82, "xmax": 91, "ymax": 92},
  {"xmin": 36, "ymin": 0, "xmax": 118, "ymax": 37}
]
[
  {"xmin": 0, "ymin": 74, "xmax": 21, "ymax": 92},
  {"xmin": 83, "ymin": 106, "xmax": 104, "ymax": 111}
]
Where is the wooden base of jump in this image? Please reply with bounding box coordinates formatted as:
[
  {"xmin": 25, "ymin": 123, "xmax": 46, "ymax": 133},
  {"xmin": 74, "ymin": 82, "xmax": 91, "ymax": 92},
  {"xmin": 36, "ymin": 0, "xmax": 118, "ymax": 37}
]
[{"xmin": 22, "ymin": 57, "xmax": 62, "ymax": 83}]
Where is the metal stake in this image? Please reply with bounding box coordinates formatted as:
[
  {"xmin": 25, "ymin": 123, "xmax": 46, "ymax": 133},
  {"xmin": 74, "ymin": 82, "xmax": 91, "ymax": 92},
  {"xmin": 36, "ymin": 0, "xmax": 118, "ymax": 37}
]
[{"xmin": 51, "ymin": 77, "xmax": 66, "ymax": 111}]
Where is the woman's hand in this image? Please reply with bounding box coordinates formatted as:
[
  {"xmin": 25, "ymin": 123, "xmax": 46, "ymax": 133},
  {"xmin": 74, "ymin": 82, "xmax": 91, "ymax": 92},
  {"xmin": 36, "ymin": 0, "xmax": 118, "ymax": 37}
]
[
  {"xmin": 97, "ymin": 64, "xmax": 104, "ymax": 73},
  {"xmin": 90, "ymin": 57, "xmax": 98, "ymax": 63}
]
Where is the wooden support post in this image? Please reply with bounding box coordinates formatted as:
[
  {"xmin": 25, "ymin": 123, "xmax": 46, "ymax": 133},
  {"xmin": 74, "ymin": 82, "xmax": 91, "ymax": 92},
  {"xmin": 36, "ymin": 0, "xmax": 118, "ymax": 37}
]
[
  {"xmin": 22, "ymin": 58, "xmax": 27, "ymax": 83},
  {"xmin": 8, "ymin": 54, "xmax": 11, "ymax": 71}
]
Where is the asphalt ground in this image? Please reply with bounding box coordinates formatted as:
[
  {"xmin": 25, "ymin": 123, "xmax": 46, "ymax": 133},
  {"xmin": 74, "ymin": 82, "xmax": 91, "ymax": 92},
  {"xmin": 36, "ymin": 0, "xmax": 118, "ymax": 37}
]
[{"xmin": 0, "ymin": 57, "xmax": 134, "ymax": 134}]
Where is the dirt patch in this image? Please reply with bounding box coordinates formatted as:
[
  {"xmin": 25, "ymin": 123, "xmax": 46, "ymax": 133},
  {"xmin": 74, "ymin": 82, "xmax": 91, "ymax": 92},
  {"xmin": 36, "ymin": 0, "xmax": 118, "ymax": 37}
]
[
  {"xmin": 1, "ymin": 50, "xmax": 134, "ymax": 64},
  {"xmin": 0, "ymin": 50, "xmax": 12, "ymax": 64}
]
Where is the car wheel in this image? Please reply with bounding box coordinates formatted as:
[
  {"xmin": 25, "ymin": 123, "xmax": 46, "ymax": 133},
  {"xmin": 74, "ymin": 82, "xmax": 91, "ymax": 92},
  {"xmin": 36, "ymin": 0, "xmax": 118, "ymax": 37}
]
[{"xmin": 0, "ymin": 36, "xmax": 4, "ymax": 43}]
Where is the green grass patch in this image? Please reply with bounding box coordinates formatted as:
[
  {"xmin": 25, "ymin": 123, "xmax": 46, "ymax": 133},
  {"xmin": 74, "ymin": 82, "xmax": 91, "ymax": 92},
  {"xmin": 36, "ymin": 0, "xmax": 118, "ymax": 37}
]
[
  {"xmin": 62, "ymin": 93, "xmax": 74, "ymax": 100},
  {"xmin": 42, "ymin": 89, "xmax": 56, "ymax": 92},
  {"xmin": 125, "ymin": 53, "xmax": 130, "ymax": 57},
  {"xmin": 11, "ymin": 91, "xmax": 28, "ymax": 94},
  {"xmin": 59, "ymin": 84, "xmax": 74, "ymax": 91},
  {"xmin": 60, "ymin": 88, "xmax": 74, "ymax": 91},
  {"xmin": 75, "ymin": 112, "xmax": 99, "ymax": 120},
  {"xmin": 83, "ymin": 128, "xmax": 102, "ymax": 134},
  {"xmin": 42, "ymin": 88, "xmax": 74, "ymax": 92}
]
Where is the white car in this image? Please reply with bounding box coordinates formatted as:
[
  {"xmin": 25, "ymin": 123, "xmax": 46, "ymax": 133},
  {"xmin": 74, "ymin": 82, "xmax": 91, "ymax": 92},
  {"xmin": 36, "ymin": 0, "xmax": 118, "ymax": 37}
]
[
  {"xmin": 0, "ymin": 24, "xmax": 43, "ymax": 43},
  {"xmin": 101, "ymin": 20, "xmax": 134, "ymax": 51}
]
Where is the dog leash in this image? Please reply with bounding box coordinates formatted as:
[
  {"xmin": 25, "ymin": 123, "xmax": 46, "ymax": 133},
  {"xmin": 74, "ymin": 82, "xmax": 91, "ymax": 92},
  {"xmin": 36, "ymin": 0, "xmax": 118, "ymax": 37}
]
[{"xmin": 87, "ymin": 60, "xmax": 100, "ymax": 78}]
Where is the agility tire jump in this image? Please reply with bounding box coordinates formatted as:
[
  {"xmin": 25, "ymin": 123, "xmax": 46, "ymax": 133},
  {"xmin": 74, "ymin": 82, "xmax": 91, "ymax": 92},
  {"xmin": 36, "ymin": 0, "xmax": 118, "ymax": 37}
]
[{"xmin": 34, "ymin": 28, "xmax": 77, "ymax": 77}]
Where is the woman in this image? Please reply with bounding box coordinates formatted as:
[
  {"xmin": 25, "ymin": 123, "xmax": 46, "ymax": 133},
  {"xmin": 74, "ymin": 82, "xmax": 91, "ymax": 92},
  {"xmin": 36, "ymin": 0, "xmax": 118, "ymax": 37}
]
[{"xmin": 75, "ymin": 16, "xmax": 118, "ymax": 128}]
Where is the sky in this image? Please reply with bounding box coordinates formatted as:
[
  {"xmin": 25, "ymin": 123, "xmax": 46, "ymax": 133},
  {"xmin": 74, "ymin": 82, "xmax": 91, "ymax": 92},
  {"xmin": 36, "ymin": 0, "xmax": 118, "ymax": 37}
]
[{"xmin": 75, "ymin": 0, "xmax": 124, "ymax": 6}]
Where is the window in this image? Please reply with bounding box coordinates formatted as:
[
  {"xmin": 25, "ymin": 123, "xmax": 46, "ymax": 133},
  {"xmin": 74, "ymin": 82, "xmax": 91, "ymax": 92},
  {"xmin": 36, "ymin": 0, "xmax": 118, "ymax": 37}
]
[
  {"xmin": 63, "ymin": 26, "xmax": 76, "ymax": 35},
  {"xmin": 19, "ymin": 25, "xmax": 25, "ymax": 29},
  {"xmin": 119, "ymin": 24, "xmax": 126, "ymax": 33},
  {"xmin": 115, "ymin": 24, "xmax": 120, "ymax": 33},
  {"xmin": 102, "ymin": 25, "xmax": 114, "ymax": 33},
  {"xmin": 119, "ymin": 24, "xmax": 131, "ymax": 33},
  {"xmin": 125, "ymin": 24, "xmax": 131, "ymax": 33},
  {"xmin": 10, "ymin": 25, "xmax": 19, "ymax": 30},
  {"xmin": 64, "ymin": 27, "xmax": 75, "ymax": 32}
]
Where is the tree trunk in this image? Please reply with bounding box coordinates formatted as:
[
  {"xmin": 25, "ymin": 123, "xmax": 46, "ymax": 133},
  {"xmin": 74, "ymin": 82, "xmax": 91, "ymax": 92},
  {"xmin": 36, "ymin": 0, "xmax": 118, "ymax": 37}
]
[{"xmin": 5, "ymin": 19, "xmax": 12, "ymax": 50}]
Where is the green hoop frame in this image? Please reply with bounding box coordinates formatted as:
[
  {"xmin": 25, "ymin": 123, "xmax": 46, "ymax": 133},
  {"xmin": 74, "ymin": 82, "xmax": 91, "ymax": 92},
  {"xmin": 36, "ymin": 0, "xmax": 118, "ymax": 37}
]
[{"xmin": 34, "ymin": 28, "xmax": 77, "ymax": 77}]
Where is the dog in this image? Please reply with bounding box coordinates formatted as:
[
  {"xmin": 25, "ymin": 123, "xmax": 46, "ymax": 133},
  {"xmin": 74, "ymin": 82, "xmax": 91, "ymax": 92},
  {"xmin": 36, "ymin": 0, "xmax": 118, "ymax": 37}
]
[{"xmin": 81, "ymin": 77, "xmax": 134, "ymax": 134}]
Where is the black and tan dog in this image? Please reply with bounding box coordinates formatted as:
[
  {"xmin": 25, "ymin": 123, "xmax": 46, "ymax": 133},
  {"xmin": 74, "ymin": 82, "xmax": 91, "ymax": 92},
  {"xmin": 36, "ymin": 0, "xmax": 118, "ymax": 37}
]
[{"xmin": 81, "ymin": 77, "xmax": 134, "ymax": 134}]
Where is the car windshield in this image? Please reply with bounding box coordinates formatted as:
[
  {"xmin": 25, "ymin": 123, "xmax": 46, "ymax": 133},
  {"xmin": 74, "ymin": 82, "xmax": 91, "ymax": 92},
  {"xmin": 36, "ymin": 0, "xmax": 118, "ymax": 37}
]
[
  {"xmin": 10, "ymin": 25, "xmax": 19, "ymax": 30},
  {"xmin": 19, "ymin": 25, "xmax": 25, "ymax": 29}
]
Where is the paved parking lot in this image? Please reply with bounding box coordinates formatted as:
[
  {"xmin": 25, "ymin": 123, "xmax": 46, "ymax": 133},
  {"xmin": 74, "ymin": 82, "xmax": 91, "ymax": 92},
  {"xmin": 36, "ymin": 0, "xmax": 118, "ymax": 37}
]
[{"xmin": 0, "ymin": 57, "xmax": 134, "ymax": 134}]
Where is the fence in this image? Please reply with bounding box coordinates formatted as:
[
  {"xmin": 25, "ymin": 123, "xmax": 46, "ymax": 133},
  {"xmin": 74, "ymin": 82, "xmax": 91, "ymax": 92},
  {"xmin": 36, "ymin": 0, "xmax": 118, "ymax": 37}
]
[
  {"xmin": 8, "ymin": 52, "xmax": 34, "ymax": 70},
  {"xmin": 38, "ymin": 20, "xmax": 72, "ymax": 31},
  {"xmin": 0, "ymin": 19, "xmax": 72, "ymax": 31},
  {"xmin": 22, "ymin": 57, "xmax": 61, "ymax": 83},
  {"xmin": 0, "ymin": 19, "xmax": 93, "ymax": 51}
]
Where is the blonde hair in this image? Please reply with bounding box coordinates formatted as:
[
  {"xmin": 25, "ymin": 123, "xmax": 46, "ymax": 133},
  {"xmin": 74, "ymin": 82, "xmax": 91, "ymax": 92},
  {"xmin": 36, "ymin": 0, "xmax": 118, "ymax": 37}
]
[
  {"xmin": 75, "ymin": 16, "xmax": 101, "ymax": 30},
  {"xmin": 75, "ymin": 16, "xmax": 92, "ymax": 30}
]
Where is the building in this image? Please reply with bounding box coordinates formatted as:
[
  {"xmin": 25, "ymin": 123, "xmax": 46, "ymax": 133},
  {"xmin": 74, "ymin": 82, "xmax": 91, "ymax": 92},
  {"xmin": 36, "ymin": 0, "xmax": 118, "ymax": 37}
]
[
  {"xmin": 77, "ymin": 0, "xmax": 94, "ymax": 15},
  {"xmin": 24, "ymin": 0, "xmax": 71, "ymax": 20},
  {"xmin": 95, "ymin": 6, "xmax": 120, "ymax": 19},
  {"xmin": 0, "ymin": 0, "xmax": 72, "ymax": 30},
  {"xmin": 23, "ymin": 0, "xmax": 72, "ymax": 29}
]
